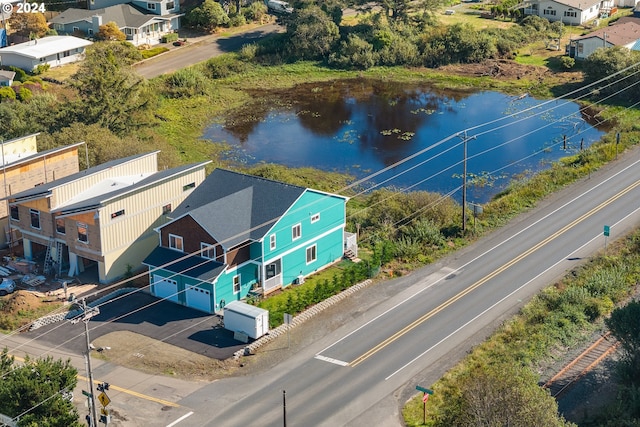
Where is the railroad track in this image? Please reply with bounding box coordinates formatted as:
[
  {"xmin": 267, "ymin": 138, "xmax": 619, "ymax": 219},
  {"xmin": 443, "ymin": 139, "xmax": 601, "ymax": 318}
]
[{"xmin": 543, "ymin": 332, "xmax": 619, "ymax": 399}]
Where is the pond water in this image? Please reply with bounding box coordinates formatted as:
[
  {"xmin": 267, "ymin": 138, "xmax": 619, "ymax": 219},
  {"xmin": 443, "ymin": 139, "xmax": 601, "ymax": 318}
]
[{"xmin": 203, "ymin": 79, "xmax": 606, "ymax": 203}]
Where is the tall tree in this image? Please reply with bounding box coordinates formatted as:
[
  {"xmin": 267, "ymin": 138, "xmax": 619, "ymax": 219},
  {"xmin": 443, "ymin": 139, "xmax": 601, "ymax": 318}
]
[
  {"xmin": 285, "ymin": 6, "xmax": 339, "ymax": 59},
  {"xmin": 96, "ymin": 21, "xmax": 126, "ymax": 41},
  {"xmin": 185, "ymin": 0, "xmax": 230, "ymax": 32},
  {"xmin": 0, "ymin": 349, "xmax": 82, "ymax": 426},
  {"xmin": 68, "ymin": 42, "xmax": 152, "ymax": 135},
  {"xmin": 8, "ymin": 13, "xmax": 48, "ymax": 38}
]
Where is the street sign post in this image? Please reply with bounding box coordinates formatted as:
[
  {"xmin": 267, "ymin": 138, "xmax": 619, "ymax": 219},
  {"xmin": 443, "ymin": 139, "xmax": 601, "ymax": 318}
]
[
  {"xmin": 604, "ymin": 225, "xmax": 610, "ymax": 254},
  {"xmin": 416, "ymin": 386, "xmax": 434, "ymax": 424},
  {"xmin": 97, "ymin": 392, "xmax": 111, "ymax": 408}
]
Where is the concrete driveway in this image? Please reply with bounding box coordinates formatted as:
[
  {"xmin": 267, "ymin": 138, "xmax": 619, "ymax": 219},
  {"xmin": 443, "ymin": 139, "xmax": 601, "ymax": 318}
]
[{"xmin": 23, "ymin": 291, "xmax": 248, "ymax": 360}]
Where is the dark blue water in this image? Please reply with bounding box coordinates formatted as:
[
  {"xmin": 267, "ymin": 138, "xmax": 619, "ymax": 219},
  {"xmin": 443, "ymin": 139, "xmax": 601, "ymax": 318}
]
[{"xmin": 204, "ymin": 80, "xmax": 606, "ymax": 203}]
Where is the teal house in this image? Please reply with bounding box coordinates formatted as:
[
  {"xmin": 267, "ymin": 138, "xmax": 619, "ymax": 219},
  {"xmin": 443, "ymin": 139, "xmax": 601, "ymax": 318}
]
[{"xmin": 143, "ymin": 169, "xmax": 353, "ymax": 313}]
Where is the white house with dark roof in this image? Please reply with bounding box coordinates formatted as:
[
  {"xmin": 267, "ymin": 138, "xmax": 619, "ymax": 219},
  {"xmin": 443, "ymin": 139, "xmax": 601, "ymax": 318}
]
[
  {"xmin": 0, "ymin": 36, "xmax": 92, "ymax": 71},
  {"xmin": 567, "ymin": 17, "xmax": 640, "ymax": 58},
  {"xmin": 51, "ymin": 1, "xmax": 182, "ymax": 45},
  {"xmin": 6, "ymin": 151, "xmax": 210, "ymax": 283},
  {"xmin": 143, "ymin": 169, "xmax": 353, "ymax": 314},
  {"xmin": 521, "ymin": 0, "xmax": 611, "ymax": 25}
]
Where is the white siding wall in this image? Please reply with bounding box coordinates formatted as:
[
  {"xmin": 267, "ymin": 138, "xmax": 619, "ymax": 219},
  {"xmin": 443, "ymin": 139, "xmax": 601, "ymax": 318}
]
[
  {"xmin": 574, "ymin": 37, "xmax": 612, "ymax": 59},
  {"xmin": 98, "ymin": 167, "xmax": 207, "ymax": 281}
]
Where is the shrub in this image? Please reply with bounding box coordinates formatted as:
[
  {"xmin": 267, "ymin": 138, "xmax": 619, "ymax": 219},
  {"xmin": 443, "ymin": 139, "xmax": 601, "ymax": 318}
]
[
  {"xmin": 161, "ymin": 32, "xmax": 179, "ymax": 43},
  {"xmin": 17, "ymin": 86, "xmax": 32, "ymax": 101},
  {"xmin": 243, "ymin": 2, "xmax": 267, "ymax": 22},
  {"xmin": 33, "ymin": 63, "xmax": 50, "ymax": 75},
  {"xmin": 228, "ymin": 13, "xmax": 246, "ymax": 27},
  {"xmin": 141, "ymin": 47, "xmax": 170, "ymax": 59},
  {"xmin": 238, "ymin": 43, "xmax": 258, "ymax": 61},
  {"xmin": 163, "ymin": 67, "xmax": 209, "ymax": 98},
  {"xmin": 560, "ymin": 56, "xmax": 575, "ymax": 69},
  {"xmin": 8, "ymin": 66, "xmax": 27, "ymax": 82},
  {"xmin": 204, "ymin": 55, "xmax": 248, "ymax": 79},
  {"xmin": 328, "ymin": 34, "xmax": 376, "ymax": 70},
  {"xmin": 0, "ymin": 87, "xmax": 16, "ymax": 102}
]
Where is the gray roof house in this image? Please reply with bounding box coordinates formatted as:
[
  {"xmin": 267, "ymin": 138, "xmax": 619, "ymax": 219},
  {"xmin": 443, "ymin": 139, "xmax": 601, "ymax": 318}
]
[
  {"xmin": 520, "ymin": 0, "xmax": 612, "ymax": 25},
  {"xmin": 143, "ymin": 169, "xmax": 352, "ymax": 314},
  {"xmin": 567, "ymin": 17, "xmax": 640, "ymax": 59},
  {"xmin": 0, "ymin": 36, "xmax": 92, "ymax": 71},
  {"xmin": 51, "ymin": 1, "xmax": 182, "ymax": 46}
]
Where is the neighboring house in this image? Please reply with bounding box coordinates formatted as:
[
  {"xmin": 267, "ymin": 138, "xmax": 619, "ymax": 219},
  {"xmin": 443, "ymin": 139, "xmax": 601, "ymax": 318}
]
[
  {"xmin": 0, "ymin": 36, "xmax": 92, "ymax": 72},
  {"xmin": 6, "ymin": 151, "xmax": 210, "ymax": 283},
  {"xmin": 0, "ymin": 70, "xmax": 15, "ymax": 86},
  {"xmin": 143, "ymin": 169, "xmax": 354, "ymax": 314},
  {"xmin": 567, "ymin": 18, "xmax": 640, "ymax": 58},
  {"xmin": 50, "ymin": 3, "xmax": 182, "ymax": 46},
  {"xmin": 0, "ymin": 133, "xmax": 83, "ymax": 248},
  {"xmin": 521, "ymin": 0, "xmax": 610, "ymax": 25}
]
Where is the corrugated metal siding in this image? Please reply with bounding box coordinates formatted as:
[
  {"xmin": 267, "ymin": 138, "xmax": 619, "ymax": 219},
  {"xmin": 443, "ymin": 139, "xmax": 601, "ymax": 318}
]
[{"xmin": 94, "ymin": 167, "xmax": 207, "ymax": 281}]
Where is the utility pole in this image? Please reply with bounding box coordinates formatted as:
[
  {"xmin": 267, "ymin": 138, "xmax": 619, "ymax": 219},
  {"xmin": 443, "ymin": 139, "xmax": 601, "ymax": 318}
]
[
  {"xmin": 458, "ymin": 131, "xmax": 476, "ymax": 233},
  {"xmin": 71, "ymin": 299, "xmax": 100, "ymax": 427},
  {"xmin": 282, "ymin": 390, "xmax": 287, "ymax": 427}
]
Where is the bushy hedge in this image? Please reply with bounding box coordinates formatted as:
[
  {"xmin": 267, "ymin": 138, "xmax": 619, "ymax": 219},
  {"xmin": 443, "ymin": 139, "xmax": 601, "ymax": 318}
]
[
  {"xmin": 161, "ymin": 32, "xmax": 179, "ymax": 43},
  {"xmin": 141, "ymin": 46, "xmax": 170, "ymax": 59},
  {"xmin": 259, "ymin": 260, "xmax": 372, "ymax": 328}
]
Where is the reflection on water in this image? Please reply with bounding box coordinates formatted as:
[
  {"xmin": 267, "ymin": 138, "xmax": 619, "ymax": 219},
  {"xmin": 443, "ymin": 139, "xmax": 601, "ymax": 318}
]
[{"xmin": 203, "ymin": 79, "xmax": 606, "ymax": 203}]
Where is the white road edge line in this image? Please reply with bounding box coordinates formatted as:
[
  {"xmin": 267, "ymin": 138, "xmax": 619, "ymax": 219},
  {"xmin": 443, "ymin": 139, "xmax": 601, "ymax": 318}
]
[
  {"xmin": 383, "ymin": 206, "xmax": 640, "ymax": 381},
  {"xmin": 166, "ymin": 411, "xmax": 194, "ymax": 427},
  {"xmin": 314, "ymin": 354, "xmax": 349, "ymax": 366},
  {"xmin": 317, "ymin": 158, "xmax": 640, "ymax": 356}
]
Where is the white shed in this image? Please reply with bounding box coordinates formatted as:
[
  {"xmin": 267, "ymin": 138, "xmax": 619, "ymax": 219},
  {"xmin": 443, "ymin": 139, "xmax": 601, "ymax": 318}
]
[
  {"xmin": 0, "ymin": 36, "xmax": 92, "ymax": 72},
  {"xmin": 223, "ymin": 301, "xmax": 269, "ymax": 340}
]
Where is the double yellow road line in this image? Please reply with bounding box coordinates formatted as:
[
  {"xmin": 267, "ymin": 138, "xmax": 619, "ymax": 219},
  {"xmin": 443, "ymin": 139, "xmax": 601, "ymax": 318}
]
[{"xmin": 350, "ymin": 179, "xmax": 640, "ymax": 367}]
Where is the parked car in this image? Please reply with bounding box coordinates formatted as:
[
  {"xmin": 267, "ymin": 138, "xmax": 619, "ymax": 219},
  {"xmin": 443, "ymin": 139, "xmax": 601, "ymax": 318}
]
[{"xmin": 0, "ymin": 278, "xmax": 15, "ymax": 296}]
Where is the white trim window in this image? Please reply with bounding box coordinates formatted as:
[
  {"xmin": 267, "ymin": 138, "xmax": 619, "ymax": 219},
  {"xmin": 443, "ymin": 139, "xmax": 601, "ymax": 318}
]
[
  {"xmin": 169, "ymin": 234, "xmax": 183, "ymax": 251},
  {"xmin": 306, "ymin": 244, "xmax": 317, "ymax": 264},
  {"xmin": 201, "ymin": 242, "xmax": 214, "ymax": 259},
  {"xmin": 233, "ymin": 274, "xmax": 241, "ymax": 294},
  {"xmin": 270, "ymin": 234, "xmax": 276, "ymax": 250},
  {"xmin": 311, "ymin": 213, "xmax": 320, "ymax": 223},
  {"xmin": 292, "ymin": 223, "xmax": 301, "ymax": 241}
]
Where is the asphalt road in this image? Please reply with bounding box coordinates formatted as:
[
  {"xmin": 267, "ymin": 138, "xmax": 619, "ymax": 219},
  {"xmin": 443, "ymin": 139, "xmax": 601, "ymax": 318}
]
[
  {"xmin": 133, "ymin": 23, "xmax": 283, "ymax": 79},
  {"xmin": 173, "ymin": 147, "xmax": 640, "ymax": 426}
]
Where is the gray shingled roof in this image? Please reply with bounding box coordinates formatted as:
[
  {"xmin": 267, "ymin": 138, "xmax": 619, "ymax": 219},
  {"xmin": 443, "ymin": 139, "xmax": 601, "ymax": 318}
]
[
  {"xmin": 52, "ymin": 161, "xmax": 210, "ymax": 215},
  {"xmin": 50, "ymin": 3, "xmax": 175, "ymax": 29},
  {"xmin": 143, "ymin": 246, "xmax": 226, "ymax": 282},
  {"xmin": 170, "ymin": 169, "xmax": 308, "ymax": 248},
  {"xmin": 7, "ymin": 152, "xmax": 160, "ymax": 202},
  {"xmin": 573, "ymin": 20, "xmax": 640, "ymax": 45}
]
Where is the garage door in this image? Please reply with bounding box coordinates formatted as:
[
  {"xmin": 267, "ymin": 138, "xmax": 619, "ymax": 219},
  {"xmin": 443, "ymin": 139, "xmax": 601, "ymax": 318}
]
[
  {"xmin": 153, "ymin": 276, "xmax": 179, "ymax": 302},
  {"xmin": 186, "ymin": 286, "xmax": 212, "ymax": 313}
]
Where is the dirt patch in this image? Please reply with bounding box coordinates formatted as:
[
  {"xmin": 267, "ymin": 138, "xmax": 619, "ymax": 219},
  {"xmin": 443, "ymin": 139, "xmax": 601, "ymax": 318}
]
[
  {"xmin": 92, "ymin": 331, "xmax": 242, "ymax": 382},
  {"xmin": 0, "ymin": 291, "xmax": 50, "ymax": 315},
  {"xmin": 436, "ymin": 59, "xmax": 583, "ymax": 87}
]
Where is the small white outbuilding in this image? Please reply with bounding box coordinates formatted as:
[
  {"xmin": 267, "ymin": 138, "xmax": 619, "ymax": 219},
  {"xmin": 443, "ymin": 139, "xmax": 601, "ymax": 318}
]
[
  {"xmin": 223, "ymin": 301, "xmax": 269, "ymax": 340},
  {"xmin": 0, "ymin": 36, "xmax": 92, "ymax": 71}
]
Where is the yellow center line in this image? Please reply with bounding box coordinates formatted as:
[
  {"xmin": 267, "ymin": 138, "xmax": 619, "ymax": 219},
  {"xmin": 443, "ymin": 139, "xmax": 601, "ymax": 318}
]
[
  {"xmin": 76, "ymin": 374, "xmax": 181, "ymax": 408},
  {"xmin": 349, "ymin": 179, "xmax": 640, "ymax": 367}
]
